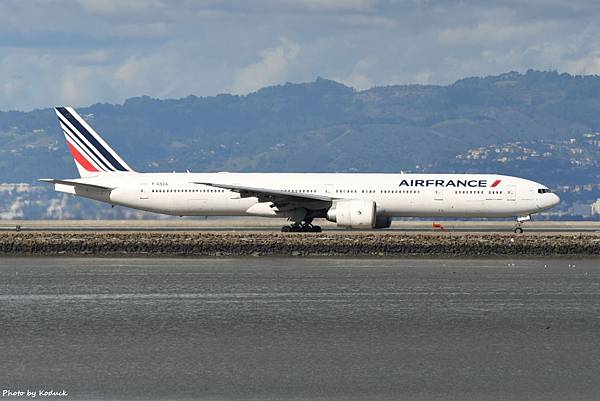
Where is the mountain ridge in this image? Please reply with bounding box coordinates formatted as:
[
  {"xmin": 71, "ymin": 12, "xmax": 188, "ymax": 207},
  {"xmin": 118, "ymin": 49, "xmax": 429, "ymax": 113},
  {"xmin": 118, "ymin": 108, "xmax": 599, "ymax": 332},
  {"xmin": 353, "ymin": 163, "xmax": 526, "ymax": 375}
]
[{"xmin": 1, "ymin": 70, "xmax": 600, "ymax": 218}]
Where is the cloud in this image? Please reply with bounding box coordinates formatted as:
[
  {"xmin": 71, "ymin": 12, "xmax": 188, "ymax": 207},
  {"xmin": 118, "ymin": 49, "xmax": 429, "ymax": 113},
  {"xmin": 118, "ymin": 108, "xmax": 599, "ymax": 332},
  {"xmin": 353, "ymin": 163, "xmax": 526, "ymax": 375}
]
[
  {"xmin": 438, "ymin": 21, "xmax": 551, "ymax": 45},
  {"xmin": 231, "ymin": 39, "xmax": 300, "ymax": 95},
  {"xmin": 1, "ymin": 1, "xmax": 600, "ymax": 110},
  {"xmin": 77, "ymin": 0, "xmax": 165, "ymax": 16},
  {"xmin": 293, "ymin": 0, "xmax": 377, "ymax": 12},
  {"xmin": 2, "ymin": 76, "xmax": 25, "ymax": 98},
  {"xmin": 561, "ymin": 32, "xmax": 600, "ymax": 75},
  {"xmin": 335, "ymin": 57, "xmax": 376, "ymax": 90},
  {"xmin": 564, "ymin": 56, "xmax": 600, "ymax": 75}
]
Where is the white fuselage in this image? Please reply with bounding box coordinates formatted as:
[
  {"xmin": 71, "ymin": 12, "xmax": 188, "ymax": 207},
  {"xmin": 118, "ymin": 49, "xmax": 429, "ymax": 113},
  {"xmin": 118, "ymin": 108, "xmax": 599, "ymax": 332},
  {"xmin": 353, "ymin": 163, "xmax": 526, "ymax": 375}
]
[{"xmin": 58, "ymin": 172, "xmax": 560, "ymax": 219}]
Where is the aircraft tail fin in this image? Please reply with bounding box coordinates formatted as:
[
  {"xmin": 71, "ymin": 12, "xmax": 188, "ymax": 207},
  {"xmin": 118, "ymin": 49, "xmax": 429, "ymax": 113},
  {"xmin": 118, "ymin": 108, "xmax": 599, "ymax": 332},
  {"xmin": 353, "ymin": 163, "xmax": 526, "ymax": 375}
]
[{"xmin": 54, "ymin": 107, "xmax": 134, "ymax": 178}]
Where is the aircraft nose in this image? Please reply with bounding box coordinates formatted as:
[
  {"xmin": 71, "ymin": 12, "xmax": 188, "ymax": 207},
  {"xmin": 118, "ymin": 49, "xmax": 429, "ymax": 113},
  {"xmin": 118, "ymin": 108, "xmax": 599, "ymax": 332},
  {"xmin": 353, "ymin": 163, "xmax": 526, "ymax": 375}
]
[{"xmin": 537, "ymin": 192, "xmax": 560, "ymax": 210}]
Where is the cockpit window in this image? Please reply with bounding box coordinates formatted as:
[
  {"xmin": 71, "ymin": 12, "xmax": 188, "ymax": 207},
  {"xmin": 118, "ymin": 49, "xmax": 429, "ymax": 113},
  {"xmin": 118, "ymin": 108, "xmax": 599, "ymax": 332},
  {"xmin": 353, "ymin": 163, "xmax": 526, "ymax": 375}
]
[{"xmin": 538, "ymin": 188, "xmax": 552, "ymax": 194}]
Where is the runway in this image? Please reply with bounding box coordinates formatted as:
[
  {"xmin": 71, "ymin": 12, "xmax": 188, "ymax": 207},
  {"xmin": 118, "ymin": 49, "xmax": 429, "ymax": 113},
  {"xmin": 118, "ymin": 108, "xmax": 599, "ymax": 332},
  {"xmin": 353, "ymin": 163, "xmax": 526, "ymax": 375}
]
[
  {"xmin": 2, "ymin": 219, "xmax": 600, "ymax": 233},
  {"xmin": 3, "ymin": 220, "xmax": 600, "ymax": 257}
]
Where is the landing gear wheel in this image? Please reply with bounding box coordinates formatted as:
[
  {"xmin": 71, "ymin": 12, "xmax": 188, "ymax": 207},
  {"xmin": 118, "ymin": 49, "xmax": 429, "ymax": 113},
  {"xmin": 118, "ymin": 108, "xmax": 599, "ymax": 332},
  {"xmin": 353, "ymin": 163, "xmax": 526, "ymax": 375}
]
[
  {"xmin": 281, "ymin": 223, "xmax": 322, "ymax": 233},
  {"xmin": 513, "ymin": 215, "xmax": 531, "ymax": 234},
  {"xmin": 282, "ymin": 224, "xmax": 303, "ymax": 232}
]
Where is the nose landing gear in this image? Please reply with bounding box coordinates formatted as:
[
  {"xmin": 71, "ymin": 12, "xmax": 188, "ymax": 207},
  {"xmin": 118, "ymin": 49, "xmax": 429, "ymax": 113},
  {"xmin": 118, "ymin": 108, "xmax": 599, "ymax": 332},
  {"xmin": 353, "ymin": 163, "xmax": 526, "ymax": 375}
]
[{"xmin": 513, "ymin": 215, "xmax": 531, "ymax": 233}]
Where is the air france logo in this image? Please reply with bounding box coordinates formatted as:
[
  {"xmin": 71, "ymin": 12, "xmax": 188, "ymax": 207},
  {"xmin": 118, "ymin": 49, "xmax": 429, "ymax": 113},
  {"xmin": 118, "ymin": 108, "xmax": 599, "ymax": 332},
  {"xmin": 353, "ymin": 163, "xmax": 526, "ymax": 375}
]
[{"xmin": 399, "ymin": 179, "xmax": 502, "ymax": 188}]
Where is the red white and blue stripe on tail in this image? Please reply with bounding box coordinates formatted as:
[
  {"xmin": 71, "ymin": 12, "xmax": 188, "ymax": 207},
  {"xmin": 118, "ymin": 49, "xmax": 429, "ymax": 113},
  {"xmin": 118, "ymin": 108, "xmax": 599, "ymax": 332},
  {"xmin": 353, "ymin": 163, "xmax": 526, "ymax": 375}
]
[{"xmin": 55, "ymin": 107, "xmax": 133, "ymax": 177}]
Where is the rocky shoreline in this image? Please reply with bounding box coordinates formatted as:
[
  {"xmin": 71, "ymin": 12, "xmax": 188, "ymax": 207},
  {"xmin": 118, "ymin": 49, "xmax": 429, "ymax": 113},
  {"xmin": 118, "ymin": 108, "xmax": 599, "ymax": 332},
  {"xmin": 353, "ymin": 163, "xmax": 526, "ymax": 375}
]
[{"xmin": 1, "ymin": 232, "xmax": 600, "ymax": 257}]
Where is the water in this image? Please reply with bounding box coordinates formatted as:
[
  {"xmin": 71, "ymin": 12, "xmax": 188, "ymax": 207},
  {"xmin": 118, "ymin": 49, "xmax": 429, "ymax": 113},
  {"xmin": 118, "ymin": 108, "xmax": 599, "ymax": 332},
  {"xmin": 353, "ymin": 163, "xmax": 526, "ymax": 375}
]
[{"xmin": 1, "ymin": 258, "xmax": 599, "ymax": 401}]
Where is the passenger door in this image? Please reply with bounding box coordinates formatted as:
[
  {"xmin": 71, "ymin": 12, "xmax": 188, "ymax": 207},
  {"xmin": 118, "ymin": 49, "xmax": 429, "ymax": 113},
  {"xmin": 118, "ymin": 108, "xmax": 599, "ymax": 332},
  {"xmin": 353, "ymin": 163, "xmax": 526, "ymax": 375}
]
[
  {"xmin": 139, "ymin": 183, "xmax": 149, "ymax": 200},
  {"xmin": 507, "ymin": 185, "xmax": 517, "ymax": 201},
  {"xmin": 433, "ymin": 188, "xmax": 445, "ymax": 213}
]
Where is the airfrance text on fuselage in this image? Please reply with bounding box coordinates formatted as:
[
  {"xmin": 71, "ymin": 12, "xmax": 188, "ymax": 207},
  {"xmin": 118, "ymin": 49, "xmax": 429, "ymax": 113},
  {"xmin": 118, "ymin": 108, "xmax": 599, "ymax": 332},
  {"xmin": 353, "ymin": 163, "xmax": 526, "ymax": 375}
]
[{"xmin": 399, "ymin": 179, "xmax": 495, "ymax": 188}]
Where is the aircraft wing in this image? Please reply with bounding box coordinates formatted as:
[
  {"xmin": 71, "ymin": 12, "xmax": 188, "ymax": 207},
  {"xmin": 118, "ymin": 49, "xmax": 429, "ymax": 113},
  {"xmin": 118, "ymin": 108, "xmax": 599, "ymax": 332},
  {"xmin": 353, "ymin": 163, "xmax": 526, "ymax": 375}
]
[
  {"xmin": 38, "ymin": 178, "xmax": 114, "ymax": 191},
  {"xmin": 192, "ymin": 182, "xmax": 333, "ymax": 205}
]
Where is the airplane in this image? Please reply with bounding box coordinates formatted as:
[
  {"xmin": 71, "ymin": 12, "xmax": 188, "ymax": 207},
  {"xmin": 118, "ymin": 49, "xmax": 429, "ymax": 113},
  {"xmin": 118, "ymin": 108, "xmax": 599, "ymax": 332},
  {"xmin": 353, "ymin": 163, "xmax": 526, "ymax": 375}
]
[{"xmin": 40, "ymin": 107, "xmax": 560, "ymax": 233}]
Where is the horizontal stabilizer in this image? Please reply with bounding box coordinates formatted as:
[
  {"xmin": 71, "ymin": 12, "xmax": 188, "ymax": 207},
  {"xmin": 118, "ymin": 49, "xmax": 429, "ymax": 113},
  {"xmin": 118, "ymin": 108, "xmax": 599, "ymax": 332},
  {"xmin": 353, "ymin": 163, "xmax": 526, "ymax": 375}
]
[{"xmin": 38, "ymin": 178, "xmax": 114, "ymax": 191}]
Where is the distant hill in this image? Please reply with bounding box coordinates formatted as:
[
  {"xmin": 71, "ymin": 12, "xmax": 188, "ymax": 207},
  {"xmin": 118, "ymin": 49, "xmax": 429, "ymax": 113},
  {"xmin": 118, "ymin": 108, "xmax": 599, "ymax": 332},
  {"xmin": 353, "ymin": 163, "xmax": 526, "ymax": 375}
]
[{"xmin": 1, "ymin": 70, "xmax": 600, "ymax": 219}]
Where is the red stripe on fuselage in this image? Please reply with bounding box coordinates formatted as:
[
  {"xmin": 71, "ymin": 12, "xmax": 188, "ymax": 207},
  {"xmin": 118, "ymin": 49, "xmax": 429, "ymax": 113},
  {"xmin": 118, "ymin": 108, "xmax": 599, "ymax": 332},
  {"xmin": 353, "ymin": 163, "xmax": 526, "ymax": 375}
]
[
  {"xmin": 491, "ymin": 179, "xmax": 502, "ymax": 187},
  {"xmin": 67, "ymin": 142, "xmax": 99, "ymax": 172}
]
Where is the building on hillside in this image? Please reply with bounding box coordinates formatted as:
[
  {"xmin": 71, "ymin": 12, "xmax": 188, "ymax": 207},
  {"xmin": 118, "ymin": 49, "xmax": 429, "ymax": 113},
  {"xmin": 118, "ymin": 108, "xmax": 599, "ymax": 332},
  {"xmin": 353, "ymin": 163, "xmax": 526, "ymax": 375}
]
[{"xmin": 592, "ymin": 199, "xmax": 600, "ymax": 216}]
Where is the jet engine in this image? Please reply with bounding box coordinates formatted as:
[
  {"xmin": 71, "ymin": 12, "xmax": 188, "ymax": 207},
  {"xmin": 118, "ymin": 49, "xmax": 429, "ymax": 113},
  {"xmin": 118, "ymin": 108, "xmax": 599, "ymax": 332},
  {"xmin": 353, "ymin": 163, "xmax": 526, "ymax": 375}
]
[
  {"xmin": 374, "ymin": 216, "xmax": 392, "ymax": 229},
  {"xmin": 326, "ymin": 199, "xmax": 376, "ymax": 229}
]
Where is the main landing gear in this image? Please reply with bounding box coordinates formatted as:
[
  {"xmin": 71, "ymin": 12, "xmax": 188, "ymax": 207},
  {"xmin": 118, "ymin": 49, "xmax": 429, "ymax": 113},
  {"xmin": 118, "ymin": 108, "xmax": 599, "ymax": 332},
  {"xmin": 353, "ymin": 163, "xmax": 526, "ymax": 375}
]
[
  {"xmin": 513, "ymin": 215, "xmax": 531, "ymax": 234},
  {"xmin": 281, "ymin": 222, "xmax": 322, "ymax": 233}
]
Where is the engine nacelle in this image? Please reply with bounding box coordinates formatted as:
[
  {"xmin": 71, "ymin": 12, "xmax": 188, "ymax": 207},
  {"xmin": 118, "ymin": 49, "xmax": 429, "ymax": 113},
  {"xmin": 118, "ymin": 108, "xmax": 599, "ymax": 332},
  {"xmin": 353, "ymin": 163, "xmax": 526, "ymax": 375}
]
[
  {"xmin": 374, "ymin": 216, "xmax": 392, "ymax": 229},
  {"xmin": 326, "ymin": 199, "xmax": 376, "ymax": 229}
]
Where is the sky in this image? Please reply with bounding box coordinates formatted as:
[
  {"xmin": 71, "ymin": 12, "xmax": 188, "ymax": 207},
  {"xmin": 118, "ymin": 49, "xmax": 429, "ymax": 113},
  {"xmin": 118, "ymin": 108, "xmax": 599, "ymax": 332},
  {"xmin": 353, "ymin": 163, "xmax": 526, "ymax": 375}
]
[{"xmin": 1, "ymin": 0, "xmax": 599, "ymax": 111}]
